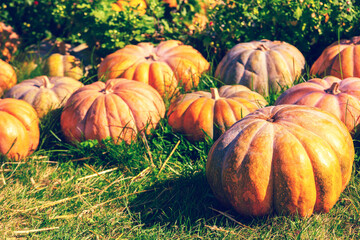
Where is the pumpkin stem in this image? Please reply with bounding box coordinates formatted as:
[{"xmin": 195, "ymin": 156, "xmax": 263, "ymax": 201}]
[
  {"xmin": 40, "ymin": 76, "xmax": 52, "ymax": 89},
  {"xmin": 257, "ymin": 44, "xmax": 270, "ymax": 51},
  {"xmin": 211, "ymin": 88, "xmax": 220, "ymax": 100},
  {"xmin": 103, "ymin": 80, "xmax": 116, "ymax": 94},
  {"xmin": 325, "ymin": 82, "xmax": 341, "ymax": 95},
  {"xmin": 145, "ymin": 52, "xmax": 159, "ymax": 61}
]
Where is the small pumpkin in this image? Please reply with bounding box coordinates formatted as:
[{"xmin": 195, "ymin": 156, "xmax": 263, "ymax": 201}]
[
  {"xmin": 5, "ymin": 76, "xmax": 84, "ymax": 118},
  {"xmin": 275, "ymin": 76, "xmax": 360, "ymax": 134},
  {"xmin": 43, "ymin": 53, "xmax": 83, "ymax": 80},
  {"xmin": 0, "ymin": 98, "xmax": 39, "ymax": 160},
  {"xmin": 0, "ymin": 59, "xmax": 17, "ymax": 96},
  {"xmin": 98, "ymin": 40, "xmax": 210, "ymax": 99},
  {"xmin": 206, "ymin": 104, "xmax": 354, "ymax": 217},
  {"xmin": 215, "ymin": 39, "xmax": 305, "ymax": 96},
  {"xmin": 61, "ymin": 78, "xmax": 165, "ymax": 144},
  {"xmin": 0, "ymin": 22, "xmax": 20, "ymax": 62},
  {"xmin": 310, "ymin": 36, "xmax": 360, "ymax": 79},
  {"xmin": 168, "ymin": 85, "xmax": 267, "ymax": 141},
  {"xmin": 111, "ymin": 0, "xmax": 147, "ymax": 15}
]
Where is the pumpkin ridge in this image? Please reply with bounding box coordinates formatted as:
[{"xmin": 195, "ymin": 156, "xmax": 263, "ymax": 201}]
[
  {"xmin": 271, "ymin": 123, "xmax": 317, "ymax": 215},
  {"xmin": 104, "ymin": 94, "xmax": 136, "ymax": 143},
  {"xmin": 223, "ymin": 120, "xmax": 273, "ymax": 215},
  {"xmin": 278, "ymin": 122, "xmax": 343, "ymax": 212}
]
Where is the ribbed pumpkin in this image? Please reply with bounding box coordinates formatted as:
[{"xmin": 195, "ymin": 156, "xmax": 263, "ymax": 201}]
[
  {"xmin": 5, "ymin": 76, "xmax": 84, "ymax": 118},
  {"xmin": 61, "ymin": 78, "xmax": 165, "ymax": 144},
  {"xmin": 43, "ymin": 53, "xmax": 83, "ymax": 80},
  {"xmin": 310, "ymin": 36, "xmax": 360, "ymax": 79},
  {"xmin": 0, "ymin": 59, "xmax": 17, "ymax": 96},
  {"xmin": 215, "ymin": 39, "xmax": 305, "ymax": 96},
  {"xmin": 98, "ymin": 40, "xmax": 210, "ymax": 99},
  {"xmin": 275, "ymin": 76, "xmax": 360, "ymax": 134},
  {"xmin": 168, "ymin": 85, "xmax": 267, "ymax": 141},
  {"xmin": 206, "ymin": 104, "xmax": 354, "ymax": 217},
  {"xmin": 0, "ymin": 98, "xmax": 39, "ymax": 160},
  {"xmin": 111, "ymin": 0, "xmax": 147, "ymax": 15}
]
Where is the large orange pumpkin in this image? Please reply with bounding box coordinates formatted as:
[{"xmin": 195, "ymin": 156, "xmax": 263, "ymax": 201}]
[
  {"xmin": 215, "ymin": 40, "xmax": 305, "ymax": 96},
  {"xmin": 111, "ymin": 0, "xmax": 147, "ymax": 15},
  {"xmin": 310, "ymin": 36, "xmax": 360, "ymax": 79},
  {"xmin": 98, "ymin": 40, "xmax": 210, "ymax": 99},
  {"xmin": 61, "ymin": 78, "xmax": 165, "ymax": 144},
  {"xmin": 168, "ymin": 85, "xmax": 267, "ymax": 141},
  {"xmin": 275, "ymin": 76, "xmax": 360, "ymax": 134},
  {"xmin": 0, "ymin": 98, "xmax": 40, "ymax": 160},
  {"xmin": 0, "ymin": 59, "xmax": 17, "ymax": 96},
  {"xmin": 5, "ymin": 76, "xmax": 84, "ymax": 118},
  {"xmin": 206, "ymin": 104, "xmax": 354, "ymax": 217},
  {"xmin": 43, "ymin": 53, "xmax": 83, "ymax": 80}
]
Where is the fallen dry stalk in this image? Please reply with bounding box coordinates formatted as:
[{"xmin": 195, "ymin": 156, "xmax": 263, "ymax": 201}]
[
  {"xmin": 157, "ymin": 140, "xmax": 180, "ymax": 177},
  {"xmin": 12, "ymin": 192, "xmax": 91, "ymax": 214},
  {"xmin": 84, "ymin": 164, "xmax": 112, "ymax": 183},
  {"xmin": 209, "ymin": 207, "xmax": 253, "ymax": 230},
  {"xmin": 12, "ymin": 227, "xmax": 59, "ymax": 235},
  {"xmin": 77, "ymin": 167, "xmax": 118, "ymax": 181}
]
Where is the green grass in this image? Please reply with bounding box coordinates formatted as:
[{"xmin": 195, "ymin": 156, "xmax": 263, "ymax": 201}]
[{"xmin": 1, "ymin": 63, "xmax": 360, "ymax": 239}]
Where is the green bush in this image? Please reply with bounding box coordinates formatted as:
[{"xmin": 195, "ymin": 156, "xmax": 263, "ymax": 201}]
[
  {"xmin": 199, "ymin": 0, "xmax": 360, "ymax": 65},
  {"xmin": 0, "ymin": 0, "xmax": 205, "ymax": 58}
]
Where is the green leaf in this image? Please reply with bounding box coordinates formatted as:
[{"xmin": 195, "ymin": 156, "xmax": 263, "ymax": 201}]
[{"xmin": 294, "ymin": 6, "xmax": 303, "ymax": 20}]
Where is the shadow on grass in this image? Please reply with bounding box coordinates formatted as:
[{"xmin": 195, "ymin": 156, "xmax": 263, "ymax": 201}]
[{"xmin": 127, "ymin": 171, "xmax": 258, "ymax": 230}]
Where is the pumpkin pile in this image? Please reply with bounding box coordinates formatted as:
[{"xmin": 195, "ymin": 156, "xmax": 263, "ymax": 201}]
[{"xmin": 2, "ymin": 14, "xmax": 360, "ymax": 221}]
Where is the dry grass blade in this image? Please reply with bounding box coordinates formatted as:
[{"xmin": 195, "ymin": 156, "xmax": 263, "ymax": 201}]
[
  {"xmin": 1, "ymin": 161, "xmax": 26, "ymax": 185},
  {"xmin": 84, "ymin": 163, "xmax": 111, "ymax": 183},
  {"xmin": 89, "ymin": 189, "xmax": 155, "ymax": 211},
  {"xmin": 141, "ymin": 132, "xmax": 154, "ymax": 167},
  {"xmin": 209, "ymin": 207, "xmax": 253, "ymax": 230},
  {"xmin": 12, "ymin": 192, "xmax": 91, "ymax": 214},
  {"xmin": 131, "ymin": 166, "xmax": 152, "ymax": 183},
  {"xmin": 77, "ymin": 167, "xmax": 118, "ymax": 181},
  {"xmin": 12, "ymin": 227, "xmax": 59, "ymax": 236},
  {"xmin": 157, "ymin": 140, "xmax": 180, "ymax": 177}
]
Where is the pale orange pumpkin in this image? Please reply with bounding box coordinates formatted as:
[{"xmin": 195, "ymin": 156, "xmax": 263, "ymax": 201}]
[
  {"xmin": 43, "ymin": 53, "xmax": 83, "ymax": 80},
  {"xmin": 215, "ymin": 39, "xmax": 306, "ymax": 96},
  {"xmin": 168, "ymin": 85, "xmax": 267, "ymax": 141},
  {"xmin": 275, "ymin": 76, "xmax": 360, "ymax": 134},
  {"xmin": 98, "ymin": 40, "xmax": 210, "ymax": 99},
  {"xmin": 0, "ymin": 98, "xmax": 40, "ymax": 160},
  {"xmin": 0, "ymin": 59, "xmax": 17, "ymax": 96},
  {"xmin": 5, "ymin": 76, "xmax": 84, "ymax": 118},
  {"xmin": 310, "ymin": 36, "xmax": 360, "ymax": 79},
  {"xmin": 206, "ymin": 104, "xmax": 354, "ymax": 217},
  {"xmin": 111, "ymin": 0, "xmax": 147, "ymax": 15},
  {"xmin": 61, "ymin": 78, "xmax": 165, "ymax": 144}
]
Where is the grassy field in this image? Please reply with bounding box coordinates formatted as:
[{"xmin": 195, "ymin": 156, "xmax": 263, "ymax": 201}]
[{"xmin": 1, "ymin": 63, "xmax": 360, "ymax": 239}]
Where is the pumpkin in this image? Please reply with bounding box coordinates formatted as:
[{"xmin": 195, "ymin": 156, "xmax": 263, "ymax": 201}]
[
  {"xmin": 0, "ymin": 98, "xmax": 39, "ymax": 160},
  {"xmin": 168, "ymin": 85, "xmax": 267, "ymax": 141},
  {"xmin": 0, "ymin": 22, "xmax": 20, "ymax": 62},
  {"xmin": 43, "ymin": 53, "xmax": 83, "ymax": 80},
  {"xmin": 0, "ymin": 59, "xmax": 17, "ymax": 96},
  {"xmin": 98, "ymin": 40, "xmax": 210, "ymax": 99},
  {"xmin": 310, "ymin": 36, "xmax": 360, "ymax": 79},
  {"xmin": 206, "ymin": 104, "xmax": 354, "ymax": 217},
  {"xmin": 5, "ymin": 76, "xmax": 84, "ymax": 118},
  {"xmin": 215, "ymin": 39, "xmax": 305, "ymax": 96},
  {"xmin": 61, "ymin": 78, "xmax": 165, "ymax": 144},
  {"xmin": 111, "ymin": 0, "xmax": 147, "ymax": 15},
  {"xmin": 275, "ymin": 76, "xmax": 360, "ymax": 134}
]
